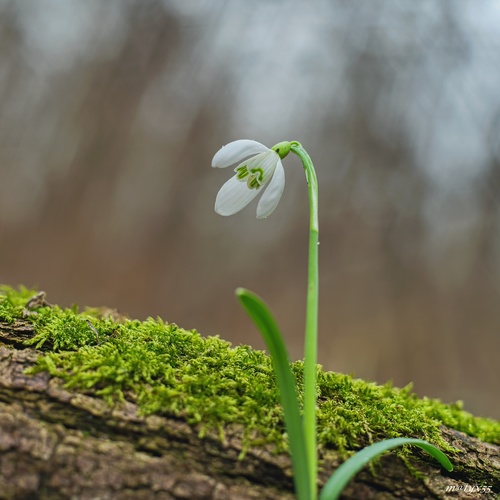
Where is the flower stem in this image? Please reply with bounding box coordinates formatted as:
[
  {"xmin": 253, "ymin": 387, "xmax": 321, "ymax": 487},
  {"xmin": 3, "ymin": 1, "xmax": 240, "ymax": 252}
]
[{"xmin": 291, "ymin": 141, "xmax": 319, "ymax": 499}]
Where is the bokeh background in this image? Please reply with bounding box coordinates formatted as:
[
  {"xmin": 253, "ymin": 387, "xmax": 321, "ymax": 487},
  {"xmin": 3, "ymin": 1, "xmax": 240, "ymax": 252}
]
[{"xmin": 1, "ymin": 0, "xmax": 499, "ymax": 420}]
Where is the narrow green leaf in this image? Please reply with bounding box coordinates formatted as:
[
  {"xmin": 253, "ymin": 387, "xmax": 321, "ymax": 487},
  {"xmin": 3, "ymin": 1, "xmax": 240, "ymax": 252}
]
[
  {"xmin": 236, "ymin": 287, "xmax": 312, "ymax": 500},
  {"xmin": 319, "ymin": 438, "xmax": 453, "ymax": 500}
]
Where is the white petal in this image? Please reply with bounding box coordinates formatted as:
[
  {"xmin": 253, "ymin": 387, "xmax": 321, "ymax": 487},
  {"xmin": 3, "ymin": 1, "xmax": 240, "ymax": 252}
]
[
  {"xmin": 245, "ymin": 150, "xmax": 279, "ymax": 184},
  {"xmin": 212, "ymin": 140, "xmax": 269, "ymax": 168},
  {"xmin": 256, "ymin": 160, "xmax": 285, "ymax": 219},
  {"xmin": 215, "ymin": 175, "xmax": 262, "ymax": 216}
]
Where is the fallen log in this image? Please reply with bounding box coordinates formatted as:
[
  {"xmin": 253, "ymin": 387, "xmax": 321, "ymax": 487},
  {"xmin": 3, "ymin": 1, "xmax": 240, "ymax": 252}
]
[{"xmin": 0, "ymin": 290, "xmax": 498, "ymax": 499}]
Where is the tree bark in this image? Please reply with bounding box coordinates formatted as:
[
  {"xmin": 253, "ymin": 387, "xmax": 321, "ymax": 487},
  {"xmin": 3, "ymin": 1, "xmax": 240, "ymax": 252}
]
[{"xmin": 0, "ymin": 319, "xmax": 498, "ymax": 499}]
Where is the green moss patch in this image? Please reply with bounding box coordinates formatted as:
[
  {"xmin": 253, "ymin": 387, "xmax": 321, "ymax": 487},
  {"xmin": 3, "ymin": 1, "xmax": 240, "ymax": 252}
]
[{"xmin": 1, "ymin": 285, "xmax": 498, "ymax": 457}]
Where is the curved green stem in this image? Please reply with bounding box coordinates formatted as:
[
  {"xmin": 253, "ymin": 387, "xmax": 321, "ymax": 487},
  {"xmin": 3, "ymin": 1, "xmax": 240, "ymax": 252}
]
[{"xmin": 291, "ymin": 141, "xmax": 319, "ymax": 499}]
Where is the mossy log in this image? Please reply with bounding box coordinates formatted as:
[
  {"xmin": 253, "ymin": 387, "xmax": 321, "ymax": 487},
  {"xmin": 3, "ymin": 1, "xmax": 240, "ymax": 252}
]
[{"xmin": 0, "ymin": 318, "xmax": 499, "ymax": 499}]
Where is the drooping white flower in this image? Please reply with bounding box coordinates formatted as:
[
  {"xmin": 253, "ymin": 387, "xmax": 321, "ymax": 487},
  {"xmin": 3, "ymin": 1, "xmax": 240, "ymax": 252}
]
[{"xmin": 212, "ymin": 140, "xmax": 291, "ymax": 218}]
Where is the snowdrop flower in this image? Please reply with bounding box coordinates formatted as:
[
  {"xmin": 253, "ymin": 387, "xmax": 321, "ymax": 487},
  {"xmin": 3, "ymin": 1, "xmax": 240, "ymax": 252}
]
[{"xmin": 212, "ymin": 140, "xmax": 291, "ymax": 218}]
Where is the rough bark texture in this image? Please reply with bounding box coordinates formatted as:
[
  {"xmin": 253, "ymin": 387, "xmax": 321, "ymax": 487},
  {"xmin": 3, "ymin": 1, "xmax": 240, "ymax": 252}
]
[{"xmin": 0, "ymin": 320, "xmax": 498, "ymax": 499}]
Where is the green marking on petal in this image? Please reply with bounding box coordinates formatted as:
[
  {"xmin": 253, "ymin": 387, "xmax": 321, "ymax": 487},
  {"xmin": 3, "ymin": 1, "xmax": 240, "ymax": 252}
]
[
  {"xmin": 246, "ymin": 166, "xmax": 264, "ymax": 189},
  {"xmin": 271, "ymin": 141, "xmax": 292, "ymax": 159},
  {"xmin": 235, "ymin": 164, "xmax": 249, "ymax": 180},
  {"xmin": 247, "ymin": 176, "xmax": 260, "ymax": 189},
  {"xmin": 249, "ymin": 166, "xmax": 264, "ymax": 182}
]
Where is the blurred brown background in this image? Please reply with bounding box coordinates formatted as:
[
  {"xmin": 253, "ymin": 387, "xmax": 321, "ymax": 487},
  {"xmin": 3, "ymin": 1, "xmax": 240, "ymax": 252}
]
[{"xmin": 1, "ymin": 1, "xmax": 499, "ymax": 419}]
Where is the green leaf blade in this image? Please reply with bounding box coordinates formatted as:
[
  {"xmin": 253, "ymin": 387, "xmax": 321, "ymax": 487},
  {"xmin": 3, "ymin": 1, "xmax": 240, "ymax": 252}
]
[
  {"xmin": 319, "ymin": 438, "xmax": 453, "ymax": 500},
  {"xmin": 236, "ymin": 287, "xmax": 312, "ymax": 500}
]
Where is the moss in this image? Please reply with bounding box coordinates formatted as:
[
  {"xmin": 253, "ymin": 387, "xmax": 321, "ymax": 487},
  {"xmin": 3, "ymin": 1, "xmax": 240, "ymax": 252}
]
[
  {"xmin": 1, "ymin": 285, "xmax": 498, "ymax": 458},
  {"xmin": 0, "ymin": 285, "xmax": 38, "ymax": 323}
]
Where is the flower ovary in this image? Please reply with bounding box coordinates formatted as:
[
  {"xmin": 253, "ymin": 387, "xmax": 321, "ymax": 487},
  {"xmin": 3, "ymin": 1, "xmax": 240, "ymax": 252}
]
[{"xmin": 271, "ymin": 141, "xmax": 292, "ymax": 159}]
